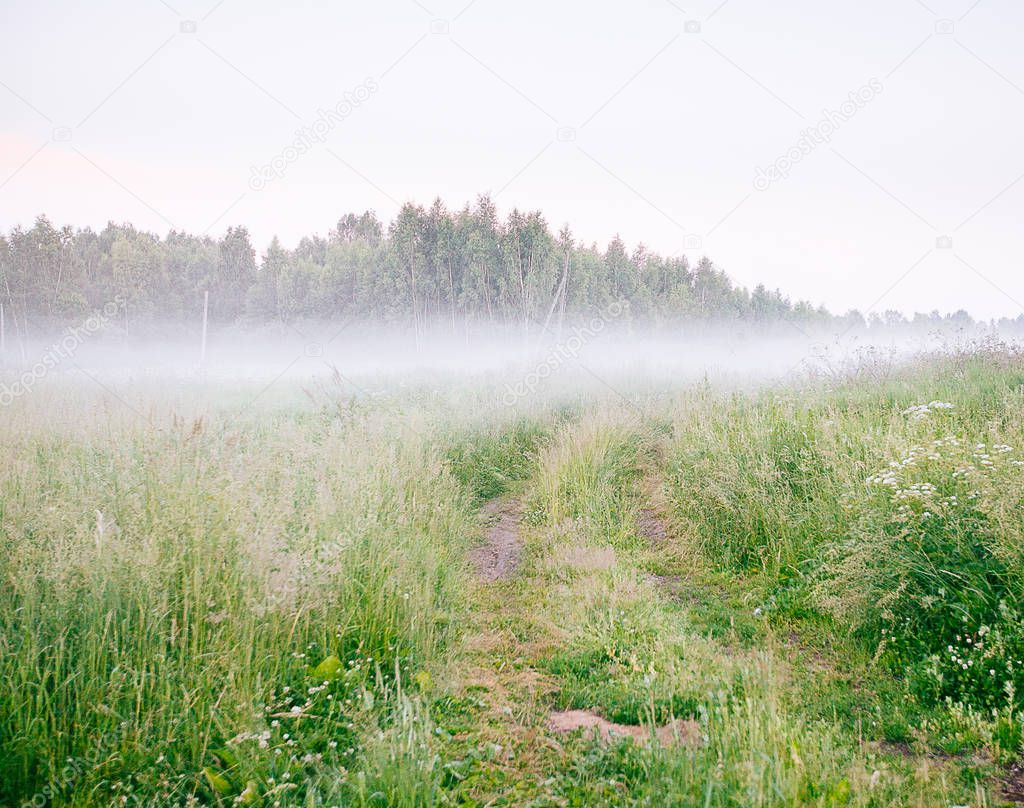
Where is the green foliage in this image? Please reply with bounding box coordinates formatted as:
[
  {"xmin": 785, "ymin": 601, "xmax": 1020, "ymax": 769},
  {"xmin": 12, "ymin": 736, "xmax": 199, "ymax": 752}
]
[
  {"xmin": 820, "ymin": 430, "xmax": 1024, "ymax": 710},
  {"xmin": 531, "ymin": 414, "xmax": 647, "ymax": 548},
  {"xmin": 665, "ymin": 355, "xmax": 1024, "ymax": 719},
  {"xmin": 0, "ymin": 204, "xmax": 855, "ymax": 329},
  {"xmin": 3, "ymin": 350, "xmax": 1022, "ymax": 806},
  {"xmin": 540, "ymin": 647, "xmax": 702, "ymax": 725},
  {"xmin": 667, "ymin": 395, "xmax": 848, "ymax": 574},
  {"xmin": 444, "ymin": 419, "xmax": 549, "ymax": 503},
  {"xmin": 0, "ymin": 408, "xmax": 473, "ymax": 806}
]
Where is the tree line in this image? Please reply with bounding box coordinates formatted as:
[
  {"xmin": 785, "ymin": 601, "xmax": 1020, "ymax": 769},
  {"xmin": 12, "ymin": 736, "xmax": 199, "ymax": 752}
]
[{"xmin": 0, "ymin": 196, "xmax": 1000, "ymax": 335}]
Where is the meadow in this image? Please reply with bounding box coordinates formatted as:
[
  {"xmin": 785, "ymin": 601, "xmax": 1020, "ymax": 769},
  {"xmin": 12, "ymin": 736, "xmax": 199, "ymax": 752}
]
[{"xmin": 2, "ymin": 341, "xmax": 1024, "ymax": 807}]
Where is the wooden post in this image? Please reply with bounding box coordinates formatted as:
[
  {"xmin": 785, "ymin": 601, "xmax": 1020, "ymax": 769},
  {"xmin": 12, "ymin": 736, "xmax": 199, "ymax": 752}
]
[{"xmin": 200, "ymin": 290, "xmax": 209, "ymax": 367}]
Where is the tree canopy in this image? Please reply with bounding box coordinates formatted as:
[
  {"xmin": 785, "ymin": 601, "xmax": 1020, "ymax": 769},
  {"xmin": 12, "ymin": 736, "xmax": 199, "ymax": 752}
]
[{"xmin": 0, "ymin": 197, "xmax": 999, "ymax": 334}]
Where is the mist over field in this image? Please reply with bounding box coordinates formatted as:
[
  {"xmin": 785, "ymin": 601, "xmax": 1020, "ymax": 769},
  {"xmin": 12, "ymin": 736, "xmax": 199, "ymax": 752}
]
[
  {"xmin": 5, "ymin": 0, "xmax": 1024, "ymax": 805},
  {"xmin": 0, "ymin": 316, "xmax": 1012, "ymax": 397}
]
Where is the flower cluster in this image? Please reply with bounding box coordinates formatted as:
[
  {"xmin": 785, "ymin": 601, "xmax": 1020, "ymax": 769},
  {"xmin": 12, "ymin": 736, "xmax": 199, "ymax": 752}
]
[
  {"xmin": 197, "ymin": 639, "xmax": 429, "ymax": 805},
  {"xmin": 859, "ymin": 430, "xmax": 1024, "ymax": 710},
  {"xmin": 901, "ymin": 400, "xmax": 954, "ymax": 421},
  {"xmin": 913, "ymin": 609, "xmax": 1024, "ymax": 711},
  {"xmin": 866, "ymin": 436, "xmax": 1021, "ymax": 521}
]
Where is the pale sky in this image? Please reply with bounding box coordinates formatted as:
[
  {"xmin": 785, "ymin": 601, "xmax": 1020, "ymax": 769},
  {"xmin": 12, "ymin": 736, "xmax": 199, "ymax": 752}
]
[{"xmin": 1, "ymin": 0, "xmax": 1022, "ymax": 318}]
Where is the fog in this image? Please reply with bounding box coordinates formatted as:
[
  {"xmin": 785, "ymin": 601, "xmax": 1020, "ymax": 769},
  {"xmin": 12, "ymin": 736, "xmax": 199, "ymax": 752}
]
[{"xmin": 1, "ymin": 318, "xmax": 1012, "ymax": 411}]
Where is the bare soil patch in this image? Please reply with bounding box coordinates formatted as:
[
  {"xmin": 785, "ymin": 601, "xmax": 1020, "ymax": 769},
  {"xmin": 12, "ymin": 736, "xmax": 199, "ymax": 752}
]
[
  {"xmin": 470, "ymin": 497, "xmax": 523, "ymax": 582},
  {"xmin": 547, "ymin": 709, "xmax": 700, "ymax": 747},
  {"xmin": 637, "ymin": 507, "xmax": 668, "ymax": 545},
  {"xmin": 1001, "ymin": 759, "xmax": 1024, "ymax": 804}
]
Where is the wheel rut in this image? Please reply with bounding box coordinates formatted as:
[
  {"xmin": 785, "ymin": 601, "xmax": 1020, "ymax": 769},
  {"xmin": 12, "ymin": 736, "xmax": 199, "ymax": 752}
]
[{"xmin": 470, "ymin": 496, "xmax": 523, "ymax": 582}]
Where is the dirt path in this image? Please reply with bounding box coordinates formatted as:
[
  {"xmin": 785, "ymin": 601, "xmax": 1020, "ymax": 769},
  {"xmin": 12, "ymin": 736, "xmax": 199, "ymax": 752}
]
[
  {"xmin": 469, "ymin": 497, "xmax": 523, "ymax": 582},
  {"xmin": 637, "ymin": 482, "xmax": 686, "ymax": 590},
  {"xmin": 451, "ymin": 470, "xmax": 704, "ymax": 803},
  {"xmin": 636, "ymin": 506, "xmax": 668, "ymax": 546}
]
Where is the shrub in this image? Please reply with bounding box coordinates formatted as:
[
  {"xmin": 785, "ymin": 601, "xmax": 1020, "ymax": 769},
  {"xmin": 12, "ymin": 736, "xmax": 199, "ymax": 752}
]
[{"xmin": 816, "ymin": 412, "xmax": 1024, "ymax": 709}]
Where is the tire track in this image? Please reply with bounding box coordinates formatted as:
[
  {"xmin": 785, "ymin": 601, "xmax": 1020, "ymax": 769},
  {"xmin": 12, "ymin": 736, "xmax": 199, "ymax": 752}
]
[{"xmin": 469, "ymin": 496, "xmax": 523, "ymax": 582}]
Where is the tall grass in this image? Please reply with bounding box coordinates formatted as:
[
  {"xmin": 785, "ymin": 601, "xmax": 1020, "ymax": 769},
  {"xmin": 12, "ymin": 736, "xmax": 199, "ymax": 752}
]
[
  {"xmin": 0, "ymin": 394, "xmax": 474, "ymax": 805},
  {"xmin": 530, "ymin": 410, "xmax": 649, "ymax": 548},
  {"xmin": 443, "ymin": 418, "xmax": 550, "ymax": 503},
  {"xmin": 665, "ymin": 347, "xmax": 1024, "ymax": 713},
  {"xmin": 516, "ymin": 402, "xmax": 973, "ymax": 806},
  {"xmin": 2, "ymin": 346, "xmax": 1022, "ymax": 806}
]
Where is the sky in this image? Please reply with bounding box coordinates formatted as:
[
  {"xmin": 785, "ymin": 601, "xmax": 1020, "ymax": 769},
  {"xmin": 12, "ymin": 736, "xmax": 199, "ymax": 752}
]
[{"xmin": 1, "ymin": 0, "xmax": 1022, "ymax": 319}]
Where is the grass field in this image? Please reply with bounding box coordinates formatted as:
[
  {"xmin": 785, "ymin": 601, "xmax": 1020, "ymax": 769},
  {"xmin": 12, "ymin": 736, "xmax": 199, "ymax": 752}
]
[{"xmin": 3, "ymin": 342, "xmax": 1024, "ymax": 806}]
